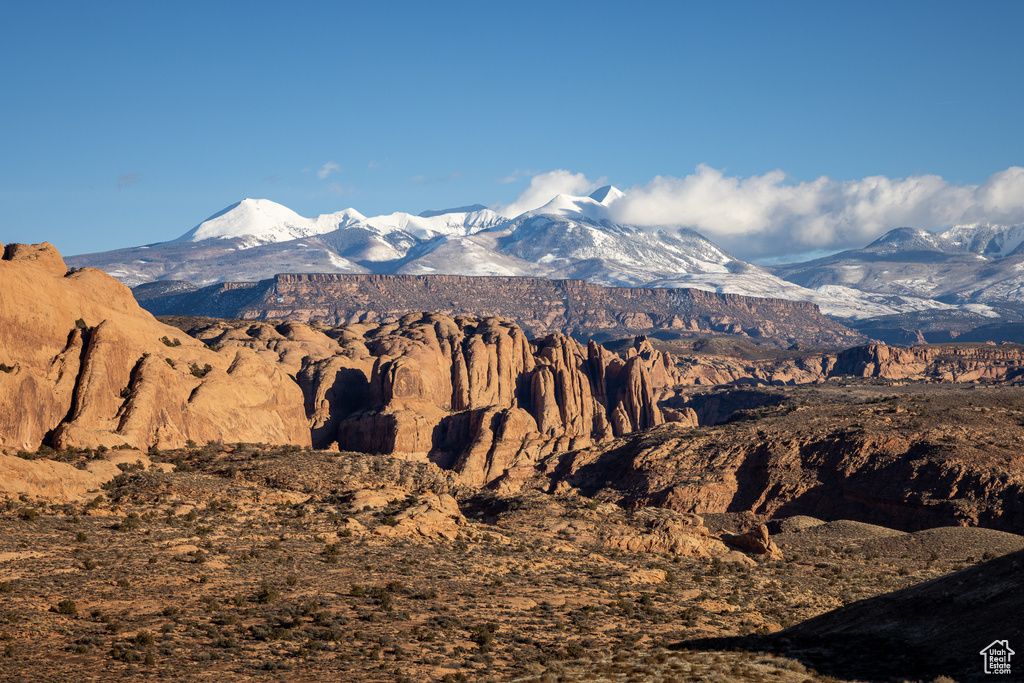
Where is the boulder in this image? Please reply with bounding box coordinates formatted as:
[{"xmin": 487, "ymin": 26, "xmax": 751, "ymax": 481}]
[{"xmin": 721, "ymin": 523, "xmax": 784, "ymax": 559}]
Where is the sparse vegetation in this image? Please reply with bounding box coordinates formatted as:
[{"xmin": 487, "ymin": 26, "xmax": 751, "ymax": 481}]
[
  {"xmin": 188, "ymin": 362, "xmax": 212, "ymax": 378},
  {"xmin": 0, "ymin": 439, "xmax": 1019, "ymax": 682}
]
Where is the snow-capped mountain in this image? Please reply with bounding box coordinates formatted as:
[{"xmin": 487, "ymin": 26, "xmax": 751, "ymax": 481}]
[
  {"xmin": 774, "ymin": 222, "xmax": 1024, "ymax": 305},
  {"xmin": 64, "ymin": 191, "xmax": 1023, "ymax": 325},
  {"xmin": 857, "ymin": 223, "xmax": 1024, "ymax": 258},
  {"xmin": 490, "ymin": 188, "xmax": 743, "ymax": 286},
  {"xmin": 174, "ymin": 197, "xmax": 506, "ymax": 251},
  {"xmin": 935, "ymin": 223, "xmax": 1024, "ymax": 258}
]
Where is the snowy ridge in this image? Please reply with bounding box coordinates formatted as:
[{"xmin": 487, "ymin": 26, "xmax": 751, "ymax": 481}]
[
  {"xmin": 864, "ymin": 223, "xmax": 1024, "ymax": 258},
  {"xmin": 175, "ymin": 198, "xmax": 507, "ymax": 250},
  {"xmin": 939, "ymin": 223, "xmax": 1024, "ymax": 258},
  {"xmin": 174, "ymin": 198, "xmax": 365, "ymax": 249},
  {"xmin": 356, "ymin": 207, "xmax": 506, "ymax": 240}
]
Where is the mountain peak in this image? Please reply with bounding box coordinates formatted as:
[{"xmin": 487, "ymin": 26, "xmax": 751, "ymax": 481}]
[
  {"xmin": 863, "ymin": 227, "xmax": 940, "ymax": 254},
  {"xmin": 174, "ymin": 198, "xmax": 340, "ymax": 248},
  {"xmin": 589, "ymin": 185, "xmax": 625, "ymax": 205}
]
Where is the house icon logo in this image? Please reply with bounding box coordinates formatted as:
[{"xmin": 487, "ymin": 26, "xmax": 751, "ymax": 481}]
[{"xmin": 980, "ymin": 640, "xmax": 1014, "ymax": 675}]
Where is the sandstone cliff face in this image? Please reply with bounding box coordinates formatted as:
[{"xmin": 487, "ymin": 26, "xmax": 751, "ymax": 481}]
[
  {"xmin": 833, "ymin": 343, "xmax": 1024, "ymax": 382},
  {"xmin": 138, "ymin": 273, "xmax": 867, "ymax": 348},
  {"xmin": 660, "ymin": 342, "xmax": 1024, "ymax": 393},
  {"xmin": 0, "ymin": 244, "xmax": 310, "ymax": 453},
  {"xmin": 329, "ymin": 317, "xmax": 692, "ymax": 487}
]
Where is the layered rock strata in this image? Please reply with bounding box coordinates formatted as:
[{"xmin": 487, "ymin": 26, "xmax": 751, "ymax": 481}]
[
  {"xmin": 137, "ymin": 273, "xmax": 867, "ymax": 348},
  {"xmin": 664, "ymin": 342, "xmax": 1024, "ymax": 390},
  {"xmin": 833, "ymin": 343, "xmax": 1024, "ymax": 382}
]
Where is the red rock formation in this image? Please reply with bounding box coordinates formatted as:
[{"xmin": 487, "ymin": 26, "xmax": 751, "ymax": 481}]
[
  {"xmin": 0, "ymin": 243, "xmax": 310, "ymax": 453},
  {"xmin": 722, "ymin": 524, "xmax": 783, "ymax": 559},
  {"xmin": 539, "ymin": 408, "xmax": 1024, "ymax": 533},
  {"xmin": 287, "ymin": 313, "xmax": 694, "ymax": 486},
  {"xmin": 834, "ymin": 343, "xmax": 1024, "ymax": 382}
]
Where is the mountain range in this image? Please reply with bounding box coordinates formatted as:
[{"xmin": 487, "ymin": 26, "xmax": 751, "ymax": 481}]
[{"xmin": 66, "ymin": 188, "xmax": 1024, "ymax": 329}]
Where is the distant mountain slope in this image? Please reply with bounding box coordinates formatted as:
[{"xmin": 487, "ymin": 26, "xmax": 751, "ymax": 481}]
[
  {"xmin": 68, "ymin": 188, "xmax": 998, "ymax": 322},
  {"xmin": 774, "ymin": 222, "xmax": 1024, "ymax": 303},
  {"xmin": 67, "ymin": 186, "xmax": 763, "ymax": 291},
  {"xmin": 171, "ymin": 198, "xmax": 364, "ymax": 248}
]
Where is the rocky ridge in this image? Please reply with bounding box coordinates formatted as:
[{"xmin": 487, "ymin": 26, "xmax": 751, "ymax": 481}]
[{"xmin": 656, "ymin": 337, "xmax": 1024, "ymax": 387}]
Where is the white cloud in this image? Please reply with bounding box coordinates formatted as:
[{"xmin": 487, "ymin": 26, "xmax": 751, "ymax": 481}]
[
  {"xmin": 492, "ymin": 169, "xmax": 603, "ymax": 217},
  {"xmin": 615, "ymin": 166, "xmax": 1024, "ymax": 259},
  {"xmin": 317, "ymin": 162, "xmax": 340, "ymax": 180},
  {"xmin": 495, "ymin": 165, "xmax": 1024, "ymax": 260}
]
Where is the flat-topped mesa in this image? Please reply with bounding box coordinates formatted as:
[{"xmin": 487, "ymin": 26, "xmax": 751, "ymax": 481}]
[
  {"xmin": 834, "ymin": 343, "xmax": 1024, "ymax": 382},
  {"xmin": 139, "ymin": 273, "xmax": 866, "ymax": 348}
]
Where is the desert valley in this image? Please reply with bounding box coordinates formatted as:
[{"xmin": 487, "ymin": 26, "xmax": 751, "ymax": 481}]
[{"xmin": 2, "ymin": 234, "xmax": 1023, "ymax": 683}]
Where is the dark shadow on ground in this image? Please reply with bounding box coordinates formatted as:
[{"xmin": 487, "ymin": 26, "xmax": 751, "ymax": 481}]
[{"xmin": 673, "ymin": 549, "xmax": 1024, "ymax": 682}]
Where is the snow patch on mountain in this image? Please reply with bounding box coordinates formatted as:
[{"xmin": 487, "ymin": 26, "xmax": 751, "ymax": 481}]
[
  {"xmin": 648, "ymin": 273, "xmax": 997, "ymax": 320},
  {"xmin": 357, "ymin": 207, "xmax": 506, "ymax": 241}
]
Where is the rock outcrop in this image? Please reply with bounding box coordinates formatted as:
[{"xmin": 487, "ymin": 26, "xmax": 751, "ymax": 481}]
[
  {"xmin": 371, "ymin": 492, "xmax": 467, "ymax": 541},
  {"xmin": 660, "ymin": 342, "xmax": 1024, "ymax": 392},
  {"xmin": 833, "ymin": 343, "xmax": 1024, "ymax": 382},
  {"xmin": 181, "ymin": 314, "xmax": 694, "ymax": 487},
  {"xmin": 601, "ymin": 512, "xmax": 744, "ymax": 560},
  {"xmin": 539, "ymin": 389, "xmax": 1024, "ymax": 533},
  {"xmin": 722, "ymin": 524, "xmax": 783, "ymax": 559},
  {"xmin": 329, "ymin": 317, "xmax": 692, "ymax": 487},
  {"xmin": 0, "ymin": 243, "xmax": 310, "ymax": 453},
  {"xmin": 0, "ymin": 450, "xmax": 159, "ymax": 502}
]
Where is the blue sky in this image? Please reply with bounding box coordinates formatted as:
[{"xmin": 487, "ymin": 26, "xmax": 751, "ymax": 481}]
[{"xmin": 2, "ymin": 1, "xmax": 1023, "ymax": 260}]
